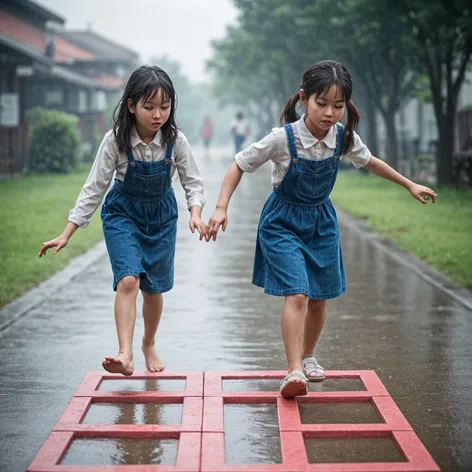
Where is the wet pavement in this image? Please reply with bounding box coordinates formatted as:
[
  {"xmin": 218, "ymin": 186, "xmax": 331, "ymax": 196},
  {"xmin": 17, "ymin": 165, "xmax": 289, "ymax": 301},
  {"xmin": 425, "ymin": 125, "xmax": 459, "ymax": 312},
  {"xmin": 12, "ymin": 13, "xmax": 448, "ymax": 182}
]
[{"xmin": 1, "ymin": 147, "xmax": 472, "ymax": 471}]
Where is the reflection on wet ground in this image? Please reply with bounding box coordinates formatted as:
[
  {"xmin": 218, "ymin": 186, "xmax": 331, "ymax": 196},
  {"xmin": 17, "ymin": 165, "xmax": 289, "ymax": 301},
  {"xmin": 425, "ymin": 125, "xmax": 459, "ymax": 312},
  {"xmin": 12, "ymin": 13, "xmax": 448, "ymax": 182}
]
[
  {"xmin": 62, "ymin": 438, "xmax": 178, "ymax": 465},
  {"xmin": 298, "ymin": 401, "xmax": 382, "ymax": 424},
  {"xmin": 223, "ymin": 378, "xmax": 366, "ymax": 392},
  {"xmin": 83, "ymin": 402, "xmax": 182, "ymax": 425},
  {"xmin": 304, "ymin": 437, "xmax": 404, "ymax": 463},
  {"xmin": 225, "ymin": 404, "xmax": 282, "ymax": 464},
  {"xmin": 98, "ymin": 379, "xmax": 185, "ymax": 392},
  {"xmin": 0, "ymin": 148, "xmax": 471, "ymax": 470}
]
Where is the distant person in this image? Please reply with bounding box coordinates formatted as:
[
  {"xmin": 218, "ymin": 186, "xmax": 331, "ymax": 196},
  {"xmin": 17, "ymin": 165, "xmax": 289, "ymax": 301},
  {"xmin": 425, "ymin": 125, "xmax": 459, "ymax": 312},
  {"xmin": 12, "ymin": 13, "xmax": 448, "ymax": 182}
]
[
  {"xmin": 38, "ymin": 65, "xmax": 207, "ymax": 376},
  {"xmin": 200, "ymin": 116, "xmax": 214, "ymax": 153},
  {"xmin": 206, "ymin": 60, "xmax": 437, "ymax": 399},
  {"xmin": 231, "ymin": 111, "xmax": 250, "ymax": 154}
]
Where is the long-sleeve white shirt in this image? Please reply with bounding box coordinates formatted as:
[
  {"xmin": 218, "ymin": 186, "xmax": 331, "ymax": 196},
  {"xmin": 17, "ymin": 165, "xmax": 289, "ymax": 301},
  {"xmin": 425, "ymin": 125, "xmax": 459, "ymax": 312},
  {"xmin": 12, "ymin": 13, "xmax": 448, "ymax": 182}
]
[
  {"xmin": 68, "ymin": 127, "xmax": 205, "ymax": 228},
  {"xmin": 235, "ymin": 115, "xmax": 371, "ymax": 187}
]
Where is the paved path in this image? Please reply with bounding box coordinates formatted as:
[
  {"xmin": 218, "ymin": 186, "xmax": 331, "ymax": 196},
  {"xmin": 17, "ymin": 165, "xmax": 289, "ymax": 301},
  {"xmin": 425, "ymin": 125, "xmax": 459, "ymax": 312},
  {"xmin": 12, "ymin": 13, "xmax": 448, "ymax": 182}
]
[{"xmin": 1, "ymin": 148, "xmax": 471, "ymax": 471}]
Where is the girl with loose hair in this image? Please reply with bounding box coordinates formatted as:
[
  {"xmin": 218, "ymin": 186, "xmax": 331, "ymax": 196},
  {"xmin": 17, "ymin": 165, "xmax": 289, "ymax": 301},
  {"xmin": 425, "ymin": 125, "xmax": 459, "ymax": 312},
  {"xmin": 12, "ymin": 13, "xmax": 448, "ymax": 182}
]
[{"xmin": 39, "ymin": 65, "xmax": 207, "ymax": 376}]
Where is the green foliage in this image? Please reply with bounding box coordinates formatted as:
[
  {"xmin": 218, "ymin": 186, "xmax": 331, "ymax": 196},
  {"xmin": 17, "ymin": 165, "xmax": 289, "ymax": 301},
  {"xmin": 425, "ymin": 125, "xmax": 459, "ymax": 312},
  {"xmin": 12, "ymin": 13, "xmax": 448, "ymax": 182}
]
[
  {"xmin": 27, "ymin": 107, "xmax": 81, "ymax": 173},
  {"xmin": 0, "ymin": 165, "xmax": 104, "ymax": 307},
  {"xmin": 209, "ymin": 0, "xmax": 472, "ymax": 183},
  {"xmin": 332, "ymin": 171, "xmax": 472, "ymax": 290}
]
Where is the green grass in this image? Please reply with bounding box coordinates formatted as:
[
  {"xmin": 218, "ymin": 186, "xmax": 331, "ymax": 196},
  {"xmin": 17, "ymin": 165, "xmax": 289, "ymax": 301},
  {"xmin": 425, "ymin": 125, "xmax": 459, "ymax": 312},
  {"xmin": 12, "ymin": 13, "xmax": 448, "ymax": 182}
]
[
  {"xmin": 1, "ymin": 166, "xmax": 471, "ymax": 309},
  {"xmin": 0, "ymin": 165, "xmax": 104, "ymax": 308},
  {"xmin": 332, "ymin": 171, "xmax": 472, "ymax": 291}
]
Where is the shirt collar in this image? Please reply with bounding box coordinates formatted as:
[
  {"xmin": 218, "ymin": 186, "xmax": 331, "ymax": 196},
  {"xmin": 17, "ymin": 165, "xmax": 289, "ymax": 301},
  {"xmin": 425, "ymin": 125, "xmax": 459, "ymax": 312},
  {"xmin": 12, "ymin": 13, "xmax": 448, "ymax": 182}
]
[
  {"xmin": 295, "ymin": 114, "xmax": 337, "ymax": 149},
  {"xmin": 130, "ymin": 126, "xmax": 162, "ymax": 148}
]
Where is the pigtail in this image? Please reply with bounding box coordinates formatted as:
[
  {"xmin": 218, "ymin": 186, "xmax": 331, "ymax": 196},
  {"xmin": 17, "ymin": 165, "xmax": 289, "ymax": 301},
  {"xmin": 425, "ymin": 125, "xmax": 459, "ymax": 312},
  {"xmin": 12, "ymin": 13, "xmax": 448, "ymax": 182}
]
[
  {"xmin": 280, "ymin": 92, "xmax": 301, "ymax": 125},
  {"xmin": 342, "ymin": 98, "xmax": 360, "ymax": 155}
]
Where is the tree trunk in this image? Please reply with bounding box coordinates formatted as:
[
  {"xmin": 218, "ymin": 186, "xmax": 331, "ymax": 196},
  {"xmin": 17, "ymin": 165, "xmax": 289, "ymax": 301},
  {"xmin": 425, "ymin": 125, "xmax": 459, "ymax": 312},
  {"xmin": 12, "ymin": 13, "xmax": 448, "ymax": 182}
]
[
  {"xmin": 364, "ymin": 93, "xmax": 379, "ymax": 157},
  {"xmin": 383, "ymin": 111, "xmax": 399, "ymax": 170},
  {"xmin": 436, "ymin": 114, "xmax": 456, "ymax": 186}
]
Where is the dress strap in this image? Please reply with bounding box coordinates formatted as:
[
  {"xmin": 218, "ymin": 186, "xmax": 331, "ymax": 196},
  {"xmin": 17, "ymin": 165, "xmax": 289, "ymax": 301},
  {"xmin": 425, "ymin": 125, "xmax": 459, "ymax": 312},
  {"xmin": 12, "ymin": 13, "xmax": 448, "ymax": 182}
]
[
  {"xmin": 334, "ymin": 123, "xmax": 344, "ymax": 159},
  {"xmin": 125, "ymin": 148, "xmax": 135, "ymax": 163},
  {"xmin": 283, "ymin": 124, "xmax": 298, "ymax": 159},
  {"xmin": 164, "ymin": 142, "xmax": 175, "ymax": 160}
]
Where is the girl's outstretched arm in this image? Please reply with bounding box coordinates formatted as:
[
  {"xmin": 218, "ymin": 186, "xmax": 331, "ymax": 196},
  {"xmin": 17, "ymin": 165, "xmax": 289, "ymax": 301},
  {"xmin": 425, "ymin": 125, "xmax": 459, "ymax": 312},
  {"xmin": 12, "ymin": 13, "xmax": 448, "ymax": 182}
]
[
  {"xmin": 207, "ymin": 162, "xmax": 244, "ymax": 241},
  {"xmin": 38, "ymin": 221, "xmax": 79, "ymax": 257},
  {"xmin": 364, "ymin": 156, "xmax": 438, "ymax": 204}
]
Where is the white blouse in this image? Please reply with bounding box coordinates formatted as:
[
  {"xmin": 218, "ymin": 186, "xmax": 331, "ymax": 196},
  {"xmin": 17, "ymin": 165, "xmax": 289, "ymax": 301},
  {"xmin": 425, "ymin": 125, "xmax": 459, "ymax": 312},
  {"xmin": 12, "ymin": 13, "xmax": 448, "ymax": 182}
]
[
  {"xmin": 235, "ymin": 115, "xmax": 371, "ymax": 187},
  {"xmin": 68, "ymin": 128, "xmax": 205, "ymax": 228}
]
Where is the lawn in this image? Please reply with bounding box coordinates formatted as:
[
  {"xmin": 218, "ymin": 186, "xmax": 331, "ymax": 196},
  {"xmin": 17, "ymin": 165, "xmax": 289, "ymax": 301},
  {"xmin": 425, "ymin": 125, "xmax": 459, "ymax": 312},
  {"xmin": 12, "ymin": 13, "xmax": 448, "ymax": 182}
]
[
  {"xmin": 332, "ymin": 171, "xmax": 472, "ymax": 291},
  {"xmin": 0, "ymin": 166, "xmax": 104, "ymax": 307},
  {"xmin": 1, "ymin": 167, "xmax": 471, "ymax": 309}
]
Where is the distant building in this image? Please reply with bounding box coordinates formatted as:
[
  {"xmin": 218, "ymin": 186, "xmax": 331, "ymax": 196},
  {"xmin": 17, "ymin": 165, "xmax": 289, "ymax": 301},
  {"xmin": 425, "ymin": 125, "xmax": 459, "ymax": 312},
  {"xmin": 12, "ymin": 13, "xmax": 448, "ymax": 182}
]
[
  {"xmin": 0, "ymin": 0, "xmax": 139, "ymax": 175},
  {"xmin": 59, "ymin": 28, "xmax": 139, "ymax": 135}
]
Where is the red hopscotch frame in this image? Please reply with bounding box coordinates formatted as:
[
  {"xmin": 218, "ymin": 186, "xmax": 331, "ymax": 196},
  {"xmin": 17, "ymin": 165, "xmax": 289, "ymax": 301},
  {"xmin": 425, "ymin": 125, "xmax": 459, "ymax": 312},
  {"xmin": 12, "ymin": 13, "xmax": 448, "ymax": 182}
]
[
  {"xmin": 27, "ymin": 431, "xmax": 201, "ymax": 472},
  {"xmin": 28, "ymin": 371, "xmax": 204, "ymax": 472},
  {"xmin": 74, "ymin": 371, "xmax": 203, "ymax": 399},
  {"xmin": 204, "ymin": 371, "xmax": 390, "ymax": 399},
  {"xmin": 201, "ymin": 371, "xmax": 440, "ymax": 472},
  {"xmin": 53, "ymin": 396, "xmax": 203, "ymax": 434},
  {"xmin": 27, "ymin": 370, "xmax": 441, "ymax": 472}
]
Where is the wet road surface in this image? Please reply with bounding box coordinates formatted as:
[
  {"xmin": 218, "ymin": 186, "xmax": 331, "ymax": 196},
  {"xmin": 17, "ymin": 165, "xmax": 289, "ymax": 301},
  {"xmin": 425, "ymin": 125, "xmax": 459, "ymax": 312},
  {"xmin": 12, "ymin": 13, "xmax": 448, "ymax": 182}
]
[{"xmin": 1, "ymin": 148, "xmax": 471, "ymax": 471}]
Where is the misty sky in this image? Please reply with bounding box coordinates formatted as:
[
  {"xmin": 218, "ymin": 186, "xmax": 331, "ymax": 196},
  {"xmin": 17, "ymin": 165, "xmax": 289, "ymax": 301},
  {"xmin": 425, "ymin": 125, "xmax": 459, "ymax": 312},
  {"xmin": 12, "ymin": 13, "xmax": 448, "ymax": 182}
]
[{"xmin": 37, "ymin": 0, "xmax": 238, "ymax": 82}]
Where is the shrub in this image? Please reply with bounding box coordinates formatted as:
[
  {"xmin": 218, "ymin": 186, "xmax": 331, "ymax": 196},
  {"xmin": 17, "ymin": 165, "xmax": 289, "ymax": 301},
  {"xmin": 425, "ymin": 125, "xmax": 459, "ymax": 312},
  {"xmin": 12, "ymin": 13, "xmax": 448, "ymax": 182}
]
[{"xmin": 27, "ymin": 108, "xmax": 81, "ymax": 173}]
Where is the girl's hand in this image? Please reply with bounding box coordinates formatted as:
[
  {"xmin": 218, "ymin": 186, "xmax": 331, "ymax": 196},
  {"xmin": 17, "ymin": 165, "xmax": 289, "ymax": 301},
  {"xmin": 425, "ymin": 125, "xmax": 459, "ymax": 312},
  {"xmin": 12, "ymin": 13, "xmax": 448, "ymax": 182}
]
[
  {"xmin": 189, "ymin": 216, "xmax": 208, "ymax": 240},
  {"xmin": 207, "ymin": 208, "xmax": 228, "ymax": 241},
  {"xmin": 408, "ymin": 183, "xmax": 438, "ymax": 204},
  {"xmin": 38, "ymin": 235, "xmax": 69, "ymax": 257}
]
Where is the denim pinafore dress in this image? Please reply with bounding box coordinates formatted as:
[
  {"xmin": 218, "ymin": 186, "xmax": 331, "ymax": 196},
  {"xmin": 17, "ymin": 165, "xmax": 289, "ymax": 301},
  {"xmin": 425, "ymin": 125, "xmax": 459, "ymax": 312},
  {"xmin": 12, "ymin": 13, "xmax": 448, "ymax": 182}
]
[
  {"xmin": 252, "ymin": 123, "xmax": 346, "ymax": 300},
  {"xmin": 101, "ymin": 143, "xmax": 178, "ymax": 293}
]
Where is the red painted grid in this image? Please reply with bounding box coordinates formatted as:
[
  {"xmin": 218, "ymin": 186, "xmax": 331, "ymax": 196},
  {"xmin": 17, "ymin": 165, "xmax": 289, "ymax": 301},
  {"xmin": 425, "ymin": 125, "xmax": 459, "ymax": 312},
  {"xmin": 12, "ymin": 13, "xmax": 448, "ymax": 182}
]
[
  {"xmin": 204, "ymin": 371, "xmax": 389, "ymax": 399},
  {"xmin": 27, "ymin": 431, "xmax": 201, "ymax": 472},
  {"xmin": 74, "ymin": 371, "xmax": 203, "ymax": 399},
  {"xmin": 202, "ymin": 371, "xmax": 439, "ymax": 472},
  {"xmin": 201, "ymin": 431, "xmax": 440, "ymax": 472},
  {"xmin": 28, "ymin": 370, "xmax": 440, "ymax": 471},
  {"xmin": 54, "ymin": 396, "xmax": 203, "ymax": 434}
]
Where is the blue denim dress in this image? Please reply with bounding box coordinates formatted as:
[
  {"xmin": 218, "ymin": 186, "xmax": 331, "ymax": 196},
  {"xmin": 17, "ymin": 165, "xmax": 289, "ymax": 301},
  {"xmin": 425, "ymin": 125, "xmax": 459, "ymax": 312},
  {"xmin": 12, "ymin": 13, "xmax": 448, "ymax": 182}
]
[
  {"xmin": 101, "ymin": 143, "xmax": 178, "ymax": 293},
  {"xmin": 253, "ymin": 123, "xmax": 346, "ymax": 300}
]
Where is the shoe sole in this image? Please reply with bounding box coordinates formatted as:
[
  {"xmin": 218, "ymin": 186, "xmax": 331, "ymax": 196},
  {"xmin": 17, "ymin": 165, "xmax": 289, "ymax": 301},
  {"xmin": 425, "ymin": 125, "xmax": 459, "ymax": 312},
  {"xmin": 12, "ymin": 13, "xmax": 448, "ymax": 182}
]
[{"xmin": 280, "ymin": 379, "xmax": 308, "ymax": 399}]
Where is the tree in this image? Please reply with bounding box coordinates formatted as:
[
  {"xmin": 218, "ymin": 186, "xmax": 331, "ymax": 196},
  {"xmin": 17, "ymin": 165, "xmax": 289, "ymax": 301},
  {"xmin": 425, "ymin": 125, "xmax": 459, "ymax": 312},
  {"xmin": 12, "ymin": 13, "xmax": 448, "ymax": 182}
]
[
  {"xmin": 387, "ymin": 0, "xmax": 472, "ymax": 185},
  {"xmin": 210, "ymin": 0, "xmax": 423, "ymax": 169},
  {"xmin": 290, "ymin": 0, "xmax": 423, "ymax": 169},
  {"xmin": 208, "ymin": 25, "xmax": 286, "ymax": 133}
]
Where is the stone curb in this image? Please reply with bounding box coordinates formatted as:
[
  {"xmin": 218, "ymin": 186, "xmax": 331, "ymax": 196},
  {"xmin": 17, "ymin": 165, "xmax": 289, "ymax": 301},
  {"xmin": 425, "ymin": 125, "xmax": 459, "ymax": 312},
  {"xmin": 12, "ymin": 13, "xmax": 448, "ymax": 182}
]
[{"xmin": 0, "ymin": 241, "xmax": 107, "ymax": 334}]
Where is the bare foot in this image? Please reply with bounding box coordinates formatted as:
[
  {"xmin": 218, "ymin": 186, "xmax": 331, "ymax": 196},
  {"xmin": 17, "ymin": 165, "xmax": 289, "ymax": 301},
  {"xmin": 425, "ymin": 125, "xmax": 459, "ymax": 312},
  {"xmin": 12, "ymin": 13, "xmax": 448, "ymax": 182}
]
[
  {"xmin": 102, "ymin": 352, "xmax": 134, "ymax": 376},
  {"xmin": 142, "ymin": 339, "xmax": 165, "ymax": 372}
]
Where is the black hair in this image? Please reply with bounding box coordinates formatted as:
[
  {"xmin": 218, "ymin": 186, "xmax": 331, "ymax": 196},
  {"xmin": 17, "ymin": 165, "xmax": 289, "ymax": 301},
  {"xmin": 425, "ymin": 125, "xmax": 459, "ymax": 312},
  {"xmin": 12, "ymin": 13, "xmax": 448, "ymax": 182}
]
[
  {"xmin": 113, "ymin": 65, "xmax": 179, "ymax": 153},
  {"xmin": 280, "ymin": 60, "xmax": 360, "ymax": 155}
]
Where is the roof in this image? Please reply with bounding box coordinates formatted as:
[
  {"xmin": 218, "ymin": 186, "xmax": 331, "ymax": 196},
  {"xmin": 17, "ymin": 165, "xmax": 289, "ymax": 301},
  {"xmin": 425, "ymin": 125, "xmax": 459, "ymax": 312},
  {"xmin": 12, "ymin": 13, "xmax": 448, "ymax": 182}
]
[
  {"xmin": 95, "ymin": 72, "xmax": 125, "ymax": 90},
  {"xmin": 0, "ymin": 0, "xmax": 65, "ymax": 25},
  {"xmin": 0, "ymin": 34, "xmax": 52, "ymax": 65},
  {"xmin": 50, "ymin": 65, "xmax": 97, "ymax": 88},
  {"xmin": 0, "ymin": 8, "xmax": 95, "ymax": 62},
  {"xmin": 61, "ymin": 30, "xmax": 139, "ymax": 62}
]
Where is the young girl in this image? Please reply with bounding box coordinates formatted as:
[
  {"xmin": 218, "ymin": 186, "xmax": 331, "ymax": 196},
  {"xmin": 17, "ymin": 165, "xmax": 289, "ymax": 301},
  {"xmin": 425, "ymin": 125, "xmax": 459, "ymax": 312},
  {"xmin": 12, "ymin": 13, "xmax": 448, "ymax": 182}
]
[
  {"xmin": 38, "ymin": 65, "xmax": 207, "ymax": 376},
  {"xmin": 207, "ymin": 60, "xmax": 437, "ymax": 399}
]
